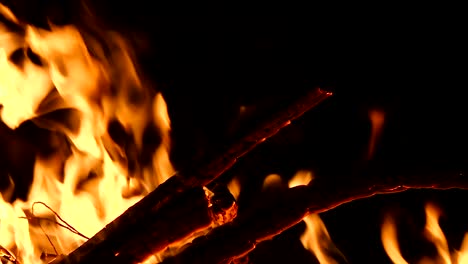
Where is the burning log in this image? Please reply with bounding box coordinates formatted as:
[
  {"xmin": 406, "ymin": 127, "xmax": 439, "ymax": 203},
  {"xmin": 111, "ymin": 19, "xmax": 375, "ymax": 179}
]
[
  {"xmin": 55, "ymin": 88, "xmax": 331, "ymax": 264},
  {"xmin": 160, "ymin": 166, "xmax": 468, "ymax": 264}
]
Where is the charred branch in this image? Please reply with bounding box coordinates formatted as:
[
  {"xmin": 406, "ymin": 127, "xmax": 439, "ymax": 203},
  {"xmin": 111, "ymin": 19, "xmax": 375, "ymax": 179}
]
[
  {"xmin": 53, "ymin": 187, "xmax": 212, "ymax": 264},
  {"xmin": 55, "ymin": 88, "xmax": 331, "ymax": 264},
  {"xmin": 161, "ymin": 166, "xmax": 468, "ymax": 264}
]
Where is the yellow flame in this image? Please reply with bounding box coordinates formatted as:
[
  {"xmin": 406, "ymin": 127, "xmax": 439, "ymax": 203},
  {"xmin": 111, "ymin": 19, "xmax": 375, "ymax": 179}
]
[
  {"xmin": 423, "ymin": 203, "xmax": 451, "ymax": 264},
  {"xmin": 457, "ymin": 234, "xmax": 468, "ymax": 263},
  {"xmin": 149, "ymin": 93, "xmax": 174, "ymax": 187},
  {"xmin": 301, "ymin": 213, "xmax": 342, "ymax": 264},
  {"xmin": 288, "ymin": 170, "xmax": 313, "ymax": 188},
  {"xmin": 293, "ymin": 171, "xmax": 343, "ymax": 264},
  {"xmin": 227, "ymin": 177, "xmax": 241, "ymax": 200},
  {"xmin": 382, "ymin": 203, "xmax": 468, "ymax": 264},
  {"xmin": 1, "ymin": 194, "xmax": 37, "ymax": 263},
  {"xmin": 0, "ymin": 31, "xmax": 54, "ymax": 128},
  {"xmin": 0, "ymin": 3, "xmax": 174, "ymax": 263},
  {"xmin": 381, "ymin": 215, "xmax": 409, "ymax": 264}
]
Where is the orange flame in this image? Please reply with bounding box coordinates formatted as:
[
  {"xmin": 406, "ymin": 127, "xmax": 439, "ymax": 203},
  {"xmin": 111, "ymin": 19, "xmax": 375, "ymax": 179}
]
[
  {"xmin": 381, "ymin": 214, "xmax": 409, "ymax": 264},
  {"xmin": 227, "ymin": 177, "xmax": 241, "ymax": 201},
  {"xmin": 367, "ymin": 108, "xmax": 385, "ymax": 159},
  {"xmin": 288, "ymin": 170, "xmax": 345, "ymax": 264},
  {"xmin": 301, "ymin": 214, "xmax": 344, "ymax": 264},
  {"xmin": 0, "ymin": 4, "xmax": 174, "ymax": 263},
  {"xmin": 423, "ymin": 203, "xmax": 451, "ymax": 264},
  {"xmin": 262, "ymin": 174, "xmax": 283, "ymax": 191},
  {"xmin": 288, "ymin": 170, "xmax": 313, "ymax": 188},
  {"xmin": 382, "ymin": 203, "xmax": 468, "ymax": 264}
]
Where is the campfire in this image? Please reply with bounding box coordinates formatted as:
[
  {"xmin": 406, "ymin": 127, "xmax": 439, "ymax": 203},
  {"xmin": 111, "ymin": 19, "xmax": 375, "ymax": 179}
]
[{"xmin": 1, "ymin": 2, "xmax": 468, "ymax": 264}]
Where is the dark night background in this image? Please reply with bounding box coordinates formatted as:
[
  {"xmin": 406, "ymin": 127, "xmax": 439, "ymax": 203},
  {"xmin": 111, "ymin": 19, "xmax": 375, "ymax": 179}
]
[{"xmin": 1, "ymin": 1, "xmax": 467, "ymax": 263}]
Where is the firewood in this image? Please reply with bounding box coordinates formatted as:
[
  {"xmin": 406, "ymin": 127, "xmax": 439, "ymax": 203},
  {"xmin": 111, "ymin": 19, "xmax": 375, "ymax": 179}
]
[
  {"xmin": 55, "ymin": 88, "xmax": 331, "ymax": 264},
  {"xmin": 160, "ymin": 166, "xmax": 468, "ymax": 264}
]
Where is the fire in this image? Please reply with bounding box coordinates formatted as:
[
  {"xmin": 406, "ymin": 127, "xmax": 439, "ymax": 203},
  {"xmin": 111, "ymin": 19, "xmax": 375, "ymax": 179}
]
[
  {"xmin": 0, "ymin": 4, "xmax": 174, "ymax": 263},
  {"xmin": 288, "ymin": 170, "xmax": 313, "ymax": 188},
  {"xmin": 301, "ymin": 214, "xmax": 343, "ymax": 264},
  {"xmin": 288, "ymin": 171, "xmax": 346, "ymax": 264},
  {"xmin": 227, "ymin": 177, "xmax": 241, "ymax": 201},
  {"xmin": 424, "ymin": 203, "xmax": 452, "ymax": 264},
  {"xmin": 381, "ymin": 212, "xmax": 409, "ymax": 264},
  {"xmin": 367, "ymin": 108, "xmax": 385, "ymax": 159},
  {"xmin": 262, "ymin": 173, "xmax": 283, "ymax": 191},
  {"xmin": 3, "ymin": 3, "xmax": 468, "ymax": 264},
  {"xmin": 382, "ymin": 203, "xmax": 468, "ymax": 264}
]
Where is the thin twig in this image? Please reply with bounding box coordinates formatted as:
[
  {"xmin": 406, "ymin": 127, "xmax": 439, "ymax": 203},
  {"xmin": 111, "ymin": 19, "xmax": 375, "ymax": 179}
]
[
  {"xmin": 19, "ymin": 216, "xmax": 89, "ymax": 240},
  {"xmin": 18, "ymin": 201, "xmax": 90, "ymax": 257},
  {"xmin": 31, "ymin": 202, "xmax": 89, "ymax": 240},
  {"xmin": 31, "ymin": 202, "xmax": 58, "ymax": 256}
]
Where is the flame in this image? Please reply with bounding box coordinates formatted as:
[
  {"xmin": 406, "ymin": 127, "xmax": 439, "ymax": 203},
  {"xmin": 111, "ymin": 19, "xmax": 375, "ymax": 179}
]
[
  {"xmin": 262, "ymin": 174, "xmax": 283, "ymax": 191},
  {"xmin": 291, "ymin": 170, "xmax": 344, "ymax": 264},
  {"xmin": 423, "ymin": 203, "xmax": 452, "ymax": 264},
  {"xmin": 382, "ymin": 203, "xmax": 468, "ymax": 264},
  {"xmin": 457, "ymin": 234, "xmax": 468, "ymax": 263},
  {"xmin": 381, "ymin": 214, "xmax": 409, "ymax": 264},
  {"xmin": 0, "ymin": 4, "xmax": 174, "ymax": 263},
  {"xmin": 367, "ymin": 108, "xmax": 385, "ymax": 159},
  {"xmin": 301, "ymin": 213, "xmax": 345, "ymax": 264},
  {"xmin": 227, "ymin": 177, "xmax": 241, "ymax": 201},
  {"xmin": 288, "ymin": 170, "xmax": 313, "ymax": 188},
  {"xmin": 1, "ymin": 193, "xmax": 36, "ymax": 263}
]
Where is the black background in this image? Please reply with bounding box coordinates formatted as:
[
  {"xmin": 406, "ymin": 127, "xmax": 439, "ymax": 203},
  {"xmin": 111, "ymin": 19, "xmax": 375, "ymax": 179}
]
[{"xmin": 1, "ymin": 1, "xmax": 467, "ymax": 263}]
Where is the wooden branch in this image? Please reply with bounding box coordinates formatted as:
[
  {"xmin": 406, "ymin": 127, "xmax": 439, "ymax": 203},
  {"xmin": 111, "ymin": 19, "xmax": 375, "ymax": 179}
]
[
  {"xmin": 180, "ymin": 88, "xmax": 333, "ymax": 187},
  {"xmin": 160, "ymin": 166, "xmax": 468, "ymax": 264},
  {"xmin": 55, "ymin": 88, "xmax": 331, "ymax": 264}
]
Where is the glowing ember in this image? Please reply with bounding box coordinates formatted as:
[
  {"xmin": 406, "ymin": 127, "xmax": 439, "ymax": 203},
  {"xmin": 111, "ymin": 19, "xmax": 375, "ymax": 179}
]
[{"xmin": 0, "ymin": 3, "xmax": 174, "ymax": 263}]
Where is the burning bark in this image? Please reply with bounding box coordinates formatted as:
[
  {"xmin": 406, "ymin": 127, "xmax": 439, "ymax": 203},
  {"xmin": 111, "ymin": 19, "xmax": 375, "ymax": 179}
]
[
  {"xmin": 160, "ymin": 166, "xmax": 468, "ymax": 264},
  {"xmin": 53, "ymin": 88, "xmax": 331, "ymax": 264}
]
